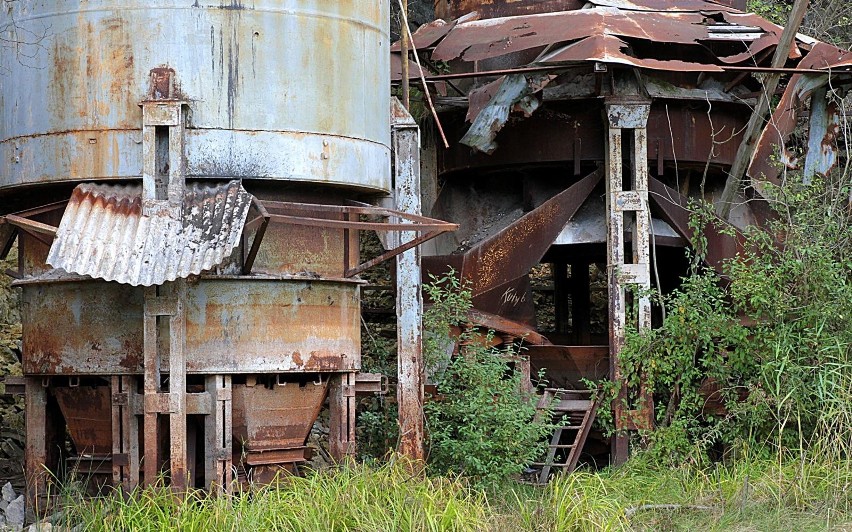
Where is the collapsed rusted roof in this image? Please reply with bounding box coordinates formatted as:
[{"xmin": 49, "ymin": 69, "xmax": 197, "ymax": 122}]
[
  {"xmin": 47, "ymin": 180, "xmax": 252, "ymax": 287},
  {"xmin": 410, "ymin": 1, "xmax": 852, "ymax": 71},
  {"xmin": 393, "ymin": 0, "xmax": 852, "ymax": 157}
]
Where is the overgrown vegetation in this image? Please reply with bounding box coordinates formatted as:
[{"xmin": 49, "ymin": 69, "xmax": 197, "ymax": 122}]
[
  {"xmin": 53, "ymin": 456, "xmax": 852, "ymax": 531},
  {"xmin": 603, "ymin": 172, "xmax": 852, "ymax": 464},
  {"xmin": 423, "ymin": 272, "xmax": 554, "ymax": 486}
]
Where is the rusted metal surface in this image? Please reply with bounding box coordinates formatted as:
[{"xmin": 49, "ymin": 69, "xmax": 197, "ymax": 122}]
[
  {"xmin": 649, "ymin": 177, "xmax": 743, "ymax": 275},
  {"xmin": 431, "ymin": 9, "xmax": 731, "ymax": 64},
  {"xmin": 526, "ymin": 346, "xmax": 610, "ymax": 389},
  {"xmin": 461, "ymin": 73, "xmax": 553, "ymax": 154},
  {"xmin": 748, "ymin": 44, "xmax": 852, "ymax": 188},
  {"xmin": 1, "ymin": 1, "xmax": 391, "ymax": 193},
  {"xmin": 232, "ymin": 379, "xmax": 328, "ymax": 456},
  {"xmin": 46, "ymin": 181, "xmax": 252, "ymax": 287},
  {"xmin": 259, "ymin": 200, "xmax": 456, "ymax": 278},
  {"xmin": 467, "ymin": 309, "xmax": 551, "ymax": 345},
  {"xmin": 392, "ymin": 100, "xmax": 426, "ymax": 461},
  {"xmin": 802, "ymin": 87, "xmax": 840, "ymax": 183},
  {"xmin": 18, "ymin": 277, "xmax": 362, "ymax": 375},
  {"xmin": 54, "ymin": 385, "xmax": 113, "ymax": 455},
  {"xmin": 425, "ymin": 168, "xmax": 601, "ymax": 313},
  {"xmin": 354, "ymin": 373, "xmax": 389, "ymax": 395},
  {"xmin": 436, "ymin": 0, "xmax": 584, "ymax": 19}
]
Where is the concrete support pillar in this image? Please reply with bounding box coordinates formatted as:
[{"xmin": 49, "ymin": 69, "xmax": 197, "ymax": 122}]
[{"xmin": 391, "ymin": 97, "xmax": 425, "ymax": 461}]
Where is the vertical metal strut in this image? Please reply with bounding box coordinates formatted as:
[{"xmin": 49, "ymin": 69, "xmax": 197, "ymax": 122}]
[
  {"xmin": 605, "ymin": 100, "xmax": 653, "ymax": 465},
  {"xmin": 391, "ymin": 97, "xmax": 425, "ymax": 461},
  {"xmin": 140, "ymin": 95, "xmax": 189, "ymax": 489}
]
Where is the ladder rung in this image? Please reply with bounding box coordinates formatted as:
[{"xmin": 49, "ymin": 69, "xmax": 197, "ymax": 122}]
[{"xmin": 548, "ymin": 444, "xmax": 576, "ymax": 449}]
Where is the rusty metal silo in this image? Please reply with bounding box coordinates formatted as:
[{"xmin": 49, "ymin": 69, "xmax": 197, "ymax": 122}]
[{"xmin": 1, "ymin": 0, "xmax": 452, "ymax": 500}]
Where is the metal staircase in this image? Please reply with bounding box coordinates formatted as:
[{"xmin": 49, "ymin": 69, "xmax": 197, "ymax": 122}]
[{"xmin": 531, "ymin": 388, "xmax": 599, "ymax": 485}]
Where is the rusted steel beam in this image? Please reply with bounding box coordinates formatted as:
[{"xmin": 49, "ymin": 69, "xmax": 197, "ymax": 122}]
[
  {"xmin": 25, "ymin": 378, "xmax": 48, "ymax": 513},
  {"xmin": 392, "ymin": 98, "xmax": 425, "ymax": 462},
  {"xmin": 718, "ymin": 0, "xmax": 810, "ymax": 219},
  {"xmin": 346, "ymin": 230, "xmax": 445, "ymax": 278},
  {"xmin": 354, "ymin": 373, "xmax": 389, "ymax": 395},
  {"xmin": 1, "ymin": 376, "xmax": 25, "ymax": 396},
  {"xmin": 243, "ymin": 198, "xmax": 270, "ymax": 275},
  {"xmin": 168, "ymin": 281, "xmax": 188, "ymax": 492},
  {"xmin": 3, "ymin": 215, "xmax": 57, "ymax": 238},
  {"xmin": 604, "ymin": 99, "xmax": 653, "ymax": 465}
]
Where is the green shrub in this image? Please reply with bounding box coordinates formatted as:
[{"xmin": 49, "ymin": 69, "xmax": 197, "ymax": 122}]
[{"xmin": 422, "ymin": 272, "xmax": 554, "ymax": 486}]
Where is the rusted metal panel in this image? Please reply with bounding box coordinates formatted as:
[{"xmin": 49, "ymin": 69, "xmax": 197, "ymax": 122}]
[
  {"xmin": 19, "ymin": 277, "xmax": 361, "ymax": 375},
  {"xmin": 232, "ymin": 380, "xmax": 328, "ymax": 453},
  {"xmin": 1, "ymin": 1, "xmax": 391, "ymax": 193},
  {"xmin": 47, "ymin": 181, "xmax": 252, "ymax": 287},
  {"xmin": 431, "ymin": 9, "xmax": 712, "ymax": 63},
  {"xmin": 526, "ymin": 345, "xmax": 609, "ymax": 389},
  {"xmin": 460, "ymin": 73, "xmax": 553, "ymax": 154},
  {"xmin": 467, "ymin": 309, "xmax": 551, "ymax": 345},
  {"xmin": 541, "ymin": 35, "xmax": 725, "ymax": 72},
  {"xmin": 463, "ymin": 168, "xmax": 602, "ymax": 297},
  {"xmin": 649, "ymin": 177, "xmax": 743, "ymax": 275},
  {"xmin": 590, "ymin": 0, "xmax": 742, "ymax": 11},
  {"xmin": 437, "ymin": 0, "xmax": 584, "ymax": 19},
  {"xmin": 748, "ymin": 45, "xmax": 852, "ymax": 187},
  {"xmin": 803, "ymin": 88, "xmax": 840, "ymax": 183},
  {"xmin": 53, "ymin": 386, "xmax": 113, "ymax": 455}
]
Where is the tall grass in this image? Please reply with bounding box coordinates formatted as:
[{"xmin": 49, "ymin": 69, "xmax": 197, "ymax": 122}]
[
  {"xmin": 54, "ymin": 454, "xmax": 852, "ymax": 531},
  {"xmin": 60, "ymin": 460, "xmax": 489, "ymax": 532}
]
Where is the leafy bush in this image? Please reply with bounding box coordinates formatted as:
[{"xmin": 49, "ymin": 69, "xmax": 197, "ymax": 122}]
[
  {"xmin": 422, "ymin": 272, "xmax": 554, "ymax": 486},
  {"xmin": 605, "ymin": 174, "xmax": 852, "ymax": 463}
]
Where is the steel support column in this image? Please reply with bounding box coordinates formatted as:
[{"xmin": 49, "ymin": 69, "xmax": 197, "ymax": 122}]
[
  {"xmin": 391, "ymin": 97, "xmax": 425, "ymax": 461},
  {"xmin": 329, "ymin": 372, "xmax": 356, "ymax": 461},
  {"xmin": 204, "ymin": 375, "xmax": 232, "ymax": 493},
  {"xmin": 111, "ymin": 375, "xmax": 140, "ymax": 491},
  {"xmin": 24, "ymin": 378, "xmax": 48, "ymax": 512},
  {"xmin": 605, "ymin": 100, "xmax": 653, "ymax": 465}
]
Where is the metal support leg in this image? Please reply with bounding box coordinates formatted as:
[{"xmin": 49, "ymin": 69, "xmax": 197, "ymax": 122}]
[
  {"xmin": 328, "ymin": 372, "xmax": 356, "ymax": 461},
  {"xmin": 24, "ymin": 378, "xmax": 48, "ymax": 512},
  {"xmin": 111, "ymin": 376, "xmax": 140, "ymax": 491},
  {"xmin": 391, "ymin": 97, "xmax": 425, "ymax": 461},
  {"xmin": 205, "ymin": 375, "xmax": 233, "ymax": 493},
  {"xmin": 142, "ymin": 281, "xmax": 187, "ymax": 489}
]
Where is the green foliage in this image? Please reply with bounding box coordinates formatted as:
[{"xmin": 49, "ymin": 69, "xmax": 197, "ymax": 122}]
[
  {"xmin": 603, "ymin": 175, "xmax": 852, "ymax": 463},
  {"xmin": 56, "ymin": 456, "xmax": 852, "ymax": 531},
  {"xmin": 60, "ymin": 460, "xmax": 490, "ymax": 531},
  {"xmin": 422, "ymin": 271, "xmax": 555, "ymax": 486}
]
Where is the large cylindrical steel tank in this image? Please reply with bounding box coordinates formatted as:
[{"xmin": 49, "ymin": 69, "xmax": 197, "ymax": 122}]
[
  {"xmin": 2, "ymin": 0, "xmax": 393, "ymax": 494},
  {"xmin": 1, "ymin": 0, "xmax": 390, "ymax": 193}
]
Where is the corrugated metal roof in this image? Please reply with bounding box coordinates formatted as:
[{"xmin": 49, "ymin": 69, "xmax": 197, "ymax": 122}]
[{"xmin": 47, "ymin": 180, "xmax": 252, "ymax": 286}]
